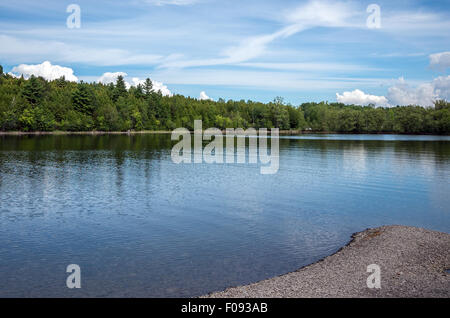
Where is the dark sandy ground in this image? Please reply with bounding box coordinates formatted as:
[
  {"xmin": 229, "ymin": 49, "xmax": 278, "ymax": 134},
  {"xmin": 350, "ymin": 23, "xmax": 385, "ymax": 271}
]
[{"xmin": 204, "ymin": 226, "xmax": 450, "ymax": 298}]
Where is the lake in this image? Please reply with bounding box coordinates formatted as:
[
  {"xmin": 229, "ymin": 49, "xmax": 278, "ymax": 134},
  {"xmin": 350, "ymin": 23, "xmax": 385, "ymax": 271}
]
[{"xmin": 0, "ymin": 133, "xmax": 449, "ymax": 297}]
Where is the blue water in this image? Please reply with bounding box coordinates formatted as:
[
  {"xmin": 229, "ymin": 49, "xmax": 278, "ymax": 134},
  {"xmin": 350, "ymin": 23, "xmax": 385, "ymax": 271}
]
[{"xmin": 0, "ymin": 134, "xmax": 449, "ymax": 297}]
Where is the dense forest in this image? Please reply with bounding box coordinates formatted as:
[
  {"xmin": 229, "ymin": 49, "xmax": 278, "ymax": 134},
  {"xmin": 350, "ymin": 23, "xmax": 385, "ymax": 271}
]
[{"xmin": 0, "ymin": 66, "xmax": 449, "ymax": 134}]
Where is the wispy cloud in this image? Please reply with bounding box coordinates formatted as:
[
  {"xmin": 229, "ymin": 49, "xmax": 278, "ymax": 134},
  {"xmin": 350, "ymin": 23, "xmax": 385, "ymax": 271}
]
[
  {"xmin": 142, "ymin": 0, "xmax": 202, "ymax": 6},
  {"xmin": 159, "ymin": 0, "xmax": 361, "ymax": 69},
  {"xmin": 238, "ymin": 62, "xmax": 381, "ymax": 72},
  {"xmin": 382, "ymin": 10, "xmax": 450, "ymax": 34},
  {"xmin": 0, "ymin": 35, "xmax": 164, "ymax": 66},
  {"xmin": 151, "ymin": 68, "xmax": 389, "ymax": 91}
]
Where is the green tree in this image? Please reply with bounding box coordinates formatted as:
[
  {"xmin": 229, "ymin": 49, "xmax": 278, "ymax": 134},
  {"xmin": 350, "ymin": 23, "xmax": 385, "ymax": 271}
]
[
  {"xmin": 72, "ymin": 84, "xmax": 95, "ymax": 115},
  {"xmin": 113, "ymin": 75, "xmax": 128, "ymax": 102},
  {"xmin": 22, "ymin": 75, "xmax": 45, "ymax": 105},
  {"xmin": 1, "ymin": 73, "xmax": 449, "ymax": 134},
  {"xmin": 132, "ymin": 84, "xmax": 145, "ymax": 99},
  {"xmin": 434, "ymin": 99, "xmax": 450, "ymax": 110},
  {"xmin": 144, "ymin": 78, "xmax": 153, "ymax": 97}
]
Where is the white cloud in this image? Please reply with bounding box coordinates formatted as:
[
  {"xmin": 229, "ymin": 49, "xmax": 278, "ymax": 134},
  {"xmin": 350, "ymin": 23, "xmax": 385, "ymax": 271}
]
[
  {"xmin": 149, "ymin": 80, "xmax": 172, "ymax": 96},
  {"xmin": 199, "ymin": 91, "xmax": 212, "ymax": 100},
  {"xmin": 97, "ymin": 73, "xmax": 172, "ymax": 96},
  {"xmin": 387, "ymin": 76, "xmax": 450, "ymax": 106},
  {"xmin": 432, "ymin": 76, "xmax": 450, "ymax": 100},
  {"xmin": 429, "ymin": 52, "xmax": 450, "ymax": 71},
  {"xmin": 336, "ymin": 89, "xmax": 389, "ymax": 106},
  {"xmin": 129, "ymin": 77, "xmax": 173, "ymax": 96},
  {"xmin": 387, "ymin": 77, "xmax": 436, "ymax": 106},
  {"xmin": 98, "ymin": 72, "xmax": 128, "ymax": 85},
  {"xmin": 9, "ymin": 61, "xmax": 78, "ymax": 82},
  {"xmin": 337, "ymin": 76, "xmax": 450, "ymax": 107}
]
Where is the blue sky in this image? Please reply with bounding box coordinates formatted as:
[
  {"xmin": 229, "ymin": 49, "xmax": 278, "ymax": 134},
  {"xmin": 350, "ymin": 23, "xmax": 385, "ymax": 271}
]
[{"xmin": 0, "ymin": 0, "xmax": 449, "ymax": 106}]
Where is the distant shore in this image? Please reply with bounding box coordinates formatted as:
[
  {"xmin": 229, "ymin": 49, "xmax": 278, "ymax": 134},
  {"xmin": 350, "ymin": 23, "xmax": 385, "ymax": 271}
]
[
  {"xmin": 1, "ymin": 130, "xmax": 448, "ymax": 136},
  {"xmin": 203, "ymin": 225, "xmax": 450, "ymax": 298},
  {"xmin": 0, "ymin": 130, "xmax": 299, "ymax": 136},
  {"xmin": 0, "ymin": 130, "xmax": 173, "ymax": 136}
]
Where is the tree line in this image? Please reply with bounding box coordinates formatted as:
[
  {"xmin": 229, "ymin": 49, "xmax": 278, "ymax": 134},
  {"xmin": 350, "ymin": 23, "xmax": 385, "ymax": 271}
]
[{"xmin": 0, "ymin": 68, "xmax": 449, "ymax": 134}]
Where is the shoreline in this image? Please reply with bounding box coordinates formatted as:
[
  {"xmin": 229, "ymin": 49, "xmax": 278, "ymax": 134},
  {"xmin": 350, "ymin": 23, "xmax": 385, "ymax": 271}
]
[
  {"xmin": 0, "ymin": 130, "xmax": 448, "ymax": 136},
  {"xmin": 203, "ymin": 225, "xmax": 450, "ymax": 298},
  {"xmin": 0, "ymin": 130, "xmax": 173, "ymax": 136}
]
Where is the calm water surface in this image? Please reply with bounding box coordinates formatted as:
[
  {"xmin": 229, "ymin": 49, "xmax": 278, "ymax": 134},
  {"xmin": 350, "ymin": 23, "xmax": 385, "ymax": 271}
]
[{"xmin": 0, "ymin": 134, "xmax": 449, "ymax": 297}]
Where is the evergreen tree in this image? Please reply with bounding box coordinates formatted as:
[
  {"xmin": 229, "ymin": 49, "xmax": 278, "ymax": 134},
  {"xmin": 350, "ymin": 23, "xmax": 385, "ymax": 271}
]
[
  {"xmin": 113, "ymin": 75, "xmax": 127, "ymax": 101},
  {"xmin": 133, "ymin": 84, "xmax": 145, "ymax": 99},
  {"xmin": 0, "ymin": 72, "xmax": 449, "ymax": 133},
  {"xmin": 434, "ymin": 99, "xmax": 450, "ymax": 110},
  {"xmin": 55, "ymin": 76, "xmax": 67, "ymax": 88},
  {"xmin": 22, "ymin": 75, "xmax": 44, "ymax": 105},
  {"xmin": 72, "ymin": 84, "xmax": 94, "ymax": 115},
  {"xmin": 144, "ymin": 78, "xmax": 153, "ymax": 97}
]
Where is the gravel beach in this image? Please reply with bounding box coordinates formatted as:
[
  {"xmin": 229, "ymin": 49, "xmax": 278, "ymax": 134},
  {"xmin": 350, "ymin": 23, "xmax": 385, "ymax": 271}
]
[{"xmin": 204, "ymin": 225, "xmax": 450, "ymax": 298}]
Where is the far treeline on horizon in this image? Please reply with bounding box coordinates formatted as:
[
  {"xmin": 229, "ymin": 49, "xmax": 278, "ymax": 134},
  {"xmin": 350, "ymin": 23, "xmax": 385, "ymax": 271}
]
[{"xmin": 0, "ymin": 66, "xmax": 449, "ymax": 134}]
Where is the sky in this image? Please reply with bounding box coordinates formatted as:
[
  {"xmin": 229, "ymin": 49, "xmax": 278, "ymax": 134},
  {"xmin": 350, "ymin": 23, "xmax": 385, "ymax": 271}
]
[{"xmin": 0, "ymin": 0, "xmax": 449, "ymax": 106}]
